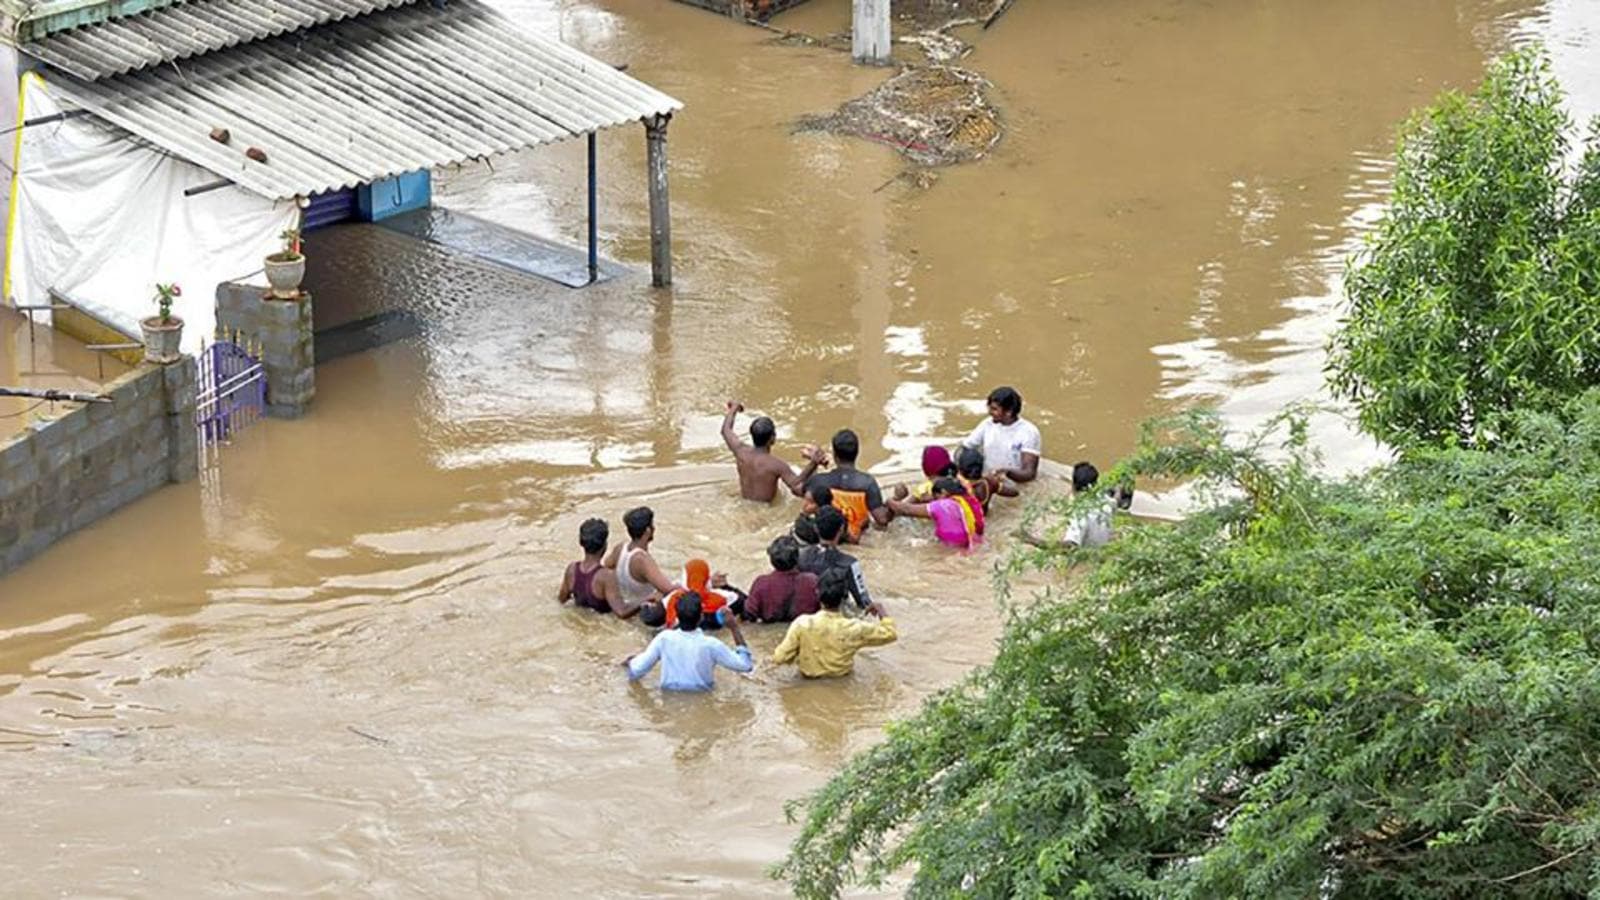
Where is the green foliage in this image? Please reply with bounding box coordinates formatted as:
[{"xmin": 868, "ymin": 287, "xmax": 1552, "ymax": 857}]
[
  {"xmin": 152, "ymin": 281, "xmax": 181, "ymax": 323},
  {"xmin": 779, "ymin": 392, "xmax": 1600, "ymax": 898},
  {"xmin": 1329, "ymin": 48, "xmax": 1600, "ymax": 449}
]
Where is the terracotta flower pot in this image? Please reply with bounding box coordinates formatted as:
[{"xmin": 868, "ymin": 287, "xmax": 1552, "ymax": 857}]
[
  {"xmin": 141, "ymin": 315, "xmax": 184, "ymax": 364},
  {"xmin": 264, "ymin": 252, "xmax": 306, "ymax": 299}
]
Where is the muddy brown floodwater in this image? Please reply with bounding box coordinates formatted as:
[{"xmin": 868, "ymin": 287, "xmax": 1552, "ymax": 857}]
[{"xmin": 2, "ymin": 0, "xmax": 1597, "ymax": 895}]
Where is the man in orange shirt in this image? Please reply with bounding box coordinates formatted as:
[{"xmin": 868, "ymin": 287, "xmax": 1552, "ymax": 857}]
[{"xmin": 802, "ymin": 429, "xmax": 889, "ymax": 542}]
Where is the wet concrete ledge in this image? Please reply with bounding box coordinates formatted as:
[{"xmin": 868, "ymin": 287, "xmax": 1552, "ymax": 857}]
[
  {"xmin": 300, "ymin": 218, "xmax": 644, "ymax": 363},
  {"xmin": 378, "ymin": 208, "xmax": 625, "ymax": 289}
]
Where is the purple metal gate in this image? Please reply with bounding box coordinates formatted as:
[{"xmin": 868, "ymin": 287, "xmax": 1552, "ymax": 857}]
[{"xmin": 195, "ymin": 337, "xmax": 266, "ymax": 465}]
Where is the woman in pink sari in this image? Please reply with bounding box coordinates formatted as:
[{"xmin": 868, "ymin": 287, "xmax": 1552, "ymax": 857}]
[{"xmin": 888, "ymin": 477, "xmax": 984, "ymax": 549}]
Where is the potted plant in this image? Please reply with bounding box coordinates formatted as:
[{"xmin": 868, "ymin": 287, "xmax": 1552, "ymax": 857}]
[
  {"xmin": 141, "ymin": 282, "xmax": 184, "ymax": 364},
  {"xmin": 264, "ymin": 227, "xmax": 305, "ymax": 298}
]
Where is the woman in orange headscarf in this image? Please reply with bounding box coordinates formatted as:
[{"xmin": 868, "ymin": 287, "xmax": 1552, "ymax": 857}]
[{"xmin": 663, "ymin": 559, "xmax": 744, "ymax": 628}]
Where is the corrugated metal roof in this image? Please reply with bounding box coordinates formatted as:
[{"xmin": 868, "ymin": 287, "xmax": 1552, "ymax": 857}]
[
  {"xmin": 24, "ymin": 0, "xmax": 423, "ymax": 80},
  {"xmin": 43, "ymin": 0, "xmax": 683, "ymax": 200}
]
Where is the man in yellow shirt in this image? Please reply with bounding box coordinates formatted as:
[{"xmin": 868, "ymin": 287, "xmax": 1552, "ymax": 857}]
[{"xmin": 773, "ymin": 569, "xmax": 898, "ymax": 678}]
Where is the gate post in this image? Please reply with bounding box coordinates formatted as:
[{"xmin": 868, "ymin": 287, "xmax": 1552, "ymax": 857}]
[
  {"xmin": 215, "ymin": 283, "xmax": 316, "ymax": 418},
  {"xmin": 853, "ymin": 0, "xmax": 892, "ymax": 65},
  {"xmin": 645, "ymin": 114, "xmax": 672, "ymax": 288},
  {"xmin": 160, "ymin": 355, "xmax": 198, "ymax": 483}
]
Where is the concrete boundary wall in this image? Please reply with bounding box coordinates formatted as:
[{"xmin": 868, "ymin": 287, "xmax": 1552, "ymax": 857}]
[{"xmin": 0, "ymin": 358, "xmax": 196, "ymax": 575}]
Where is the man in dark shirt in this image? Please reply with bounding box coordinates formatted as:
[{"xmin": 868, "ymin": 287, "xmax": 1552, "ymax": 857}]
[
  {"xmin": 803, "ymin": 429, "xmax": 889, "ymax": 542},
  {"xmin": 798, "ymin": 506, "xmax": 873, "ymax": 610},
  {"xmin": 743, "ymin": 535, "xmax": 820, "ymax": 623}
]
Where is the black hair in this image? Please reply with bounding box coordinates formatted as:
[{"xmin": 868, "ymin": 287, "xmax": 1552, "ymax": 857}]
[
  {"xmin": 817, "ymin": 568, "xmax": 850, "ymax": 609},
  {"xmin": 675, "ymin": 592, "xmax": 704, "ymax": 631},
  {"xmin": 768, "ymin": 535, "xmax": 800, "ymax": 572},
  {"xmin": 987, "ymin": 386, "xmax": 1023, "ymax": 417},
  {"xmin": 807, "ymin": 483, "xmax": 833, "ymax": 507},
  {"xmin": 751, "ymin": 416, "xmax": 776, "ymax": 449},
  {"xmin": 831, "ymin": 429, "xmax": 860, "ymax": 465},
  {"xmin": 640, "ymin": 600, "xmax": 666, "ymax": 628},
  {"xmin": 623, "ymin": 506, "xmax": 654, "ymax": 540},
  {"xmin": 956, "ymin": 446, "xmax": 985, "ymax": 480},
  {"xmin": 815, "ymin": 505, "xmax": 847, "ymax": 542},
  {"xmin": 1072, "ymin": 462, "xmax": 1100, "ymax": 494},
  {"xmin": 793, "ymin": 515, "xmax": 820, "ymax": 545},
  {"xmin": 578, "ymin": 518, "xmax": 609, "ymax": 555},
  {"xmin": 932, "ymin": 476, "xmax": 963, "ymax": 498}
]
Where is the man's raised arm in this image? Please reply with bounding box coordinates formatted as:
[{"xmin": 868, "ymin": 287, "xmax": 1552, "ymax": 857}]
[{"xmin": 722, "ymin": 400, "xmax": 746, "ymax": 454}]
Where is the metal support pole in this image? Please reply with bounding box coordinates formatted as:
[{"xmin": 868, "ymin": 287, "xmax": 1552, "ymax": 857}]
[
  {"xmin": 645, "ymin": 114, "xmax": 672, "ymax": 288},
  {"xmin": 8, "ymin": 109, "xmax": 86, "ymax": 132},
  {"xmin": 0, "ymin": 386, "xmax": 112, "ymax": 403},
  {"xmin": 14, "ymin": 302, "xmax": 69, "ymax": 351},
  {"xmin": 86, "ymin": 342, "xmax": 143, "ymax": 380},
  {"xmin": 184, "ymin": 177, "xmax": 235, "ymax": 197},
  {"xmin": 587, "ymin": 131, "xmax": 598, "ymax": 285},
  {"xmin": 853, "ymin": 0, "xmax": 892, "ymax": 65}
]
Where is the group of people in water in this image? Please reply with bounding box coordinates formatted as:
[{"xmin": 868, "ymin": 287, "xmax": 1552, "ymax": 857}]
[{"xmin": 558, "ymin": 386, "xmax": 1118, "ymax": 692}]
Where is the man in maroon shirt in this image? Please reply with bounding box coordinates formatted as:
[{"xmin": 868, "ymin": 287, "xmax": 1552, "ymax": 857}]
[{"xmin": 741, "ymin": 535, "xmax": 820, "ymax": 623}]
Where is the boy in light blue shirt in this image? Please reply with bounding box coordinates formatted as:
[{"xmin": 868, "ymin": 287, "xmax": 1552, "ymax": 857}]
[{"xmin": 625, "ymin": 593, "xmax": 753, "ymax": 691}]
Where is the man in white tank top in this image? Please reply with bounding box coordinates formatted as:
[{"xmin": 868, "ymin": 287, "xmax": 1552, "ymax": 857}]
[{"xmin": 604, "ymin": 506, "xmax": 679, "ymax": 612}]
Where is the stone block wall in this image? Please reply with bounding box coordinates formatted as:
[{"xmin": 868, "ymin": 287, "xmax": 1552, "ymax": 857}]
[
  {"xmin": 215, "ymin": 283, "xmax": 315, "ymax": 418},
  {"xmin": 0, "ymin": 358, "xmax": 197, "ymax": 575}
]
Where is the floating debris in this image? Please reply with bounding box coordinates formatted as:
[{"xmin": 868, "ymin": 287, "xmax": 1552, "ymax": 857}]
[
  {"xmin": 766, "ymin": 29, "xmax": 818, "ymax": 47},
  {"xmin": 765, "ymin": 28, "xmax": 851, "ymax": 52},
  {"xmin": 899, "ymin": 30, "xmax": 970, "ymax": 64},
  {"xmin": 797, "ymin": 66, "xmax": 1001, "ymax": 167},
  {"xmin": 892, "ymin": 0, "xmax": 1009, "ymax": 32}
]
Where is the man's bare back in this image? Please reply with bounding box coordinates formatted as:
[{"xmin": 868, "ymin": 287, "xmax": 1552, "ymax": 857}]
[{"xmin": 721, "ymin": 400, "xmax": 827, "ymax": 502}]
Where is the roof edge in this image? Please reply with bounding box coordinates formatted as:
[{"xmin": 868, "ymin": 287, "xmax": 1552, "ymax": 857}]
[
  {"xmin": 5, "ymin": 0, "xmax": 185, "ymax": 42},
  {"xmin": 38, "ymin": 0, "xmax": 684, "ymax": 201}
]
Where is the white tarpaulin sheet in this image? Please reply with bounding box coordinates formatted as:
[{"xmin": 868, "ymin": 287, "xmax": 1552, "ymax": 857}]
[{"xmin": 4, "ymin": 72, "xmax": 298, "ymax": 352}]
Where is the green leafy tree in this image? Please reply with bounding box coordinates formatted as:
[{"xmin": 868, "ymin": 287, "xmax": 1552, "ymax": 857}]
[
  {"xmin": 779, "ymin": 392, "xmax": 1600, "ymax": 898},
  {"xmin": 1329, "ymin": 48, "xmax": 1600, "ymax": 449}
]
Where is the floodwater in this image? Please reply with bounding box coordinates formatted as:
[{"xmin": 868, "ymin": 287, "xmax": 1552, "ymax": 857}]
[
  {"xmin": 0, "ymin": 308, "xmax": 130, "ymax": 439},
  {"xmin": 2, "ymin": 0, "xmax": 1597, "ymax": 895}
]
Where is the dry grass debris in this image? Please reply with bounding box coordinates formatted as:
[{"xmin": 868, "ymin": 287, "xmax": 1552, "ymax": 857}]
[{"xmin": 797, "ymin": 66, "xmax": 1001, "ymax": 167}]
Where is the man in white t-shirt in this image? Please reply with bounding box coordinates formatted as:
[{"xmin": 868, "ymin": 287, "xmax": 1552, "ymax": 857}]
[
  {"xmin": 960, "ymin": 386, "xmax": 1042, "ymax": 485},
  {"xmin": 1063, "ymin": 462, "xmax": 1114, "ymax": 548}
]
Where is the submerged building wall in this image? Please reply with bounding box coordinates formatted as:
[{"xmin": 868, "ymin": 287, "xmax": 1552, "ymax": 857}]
[
  {"xmin": 669, "ymin": 0, "xmax": 812, "ymax": 22},
  {"xmin": 0, "ymin": 358, "xmax": 196, "ymax": 575}
]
